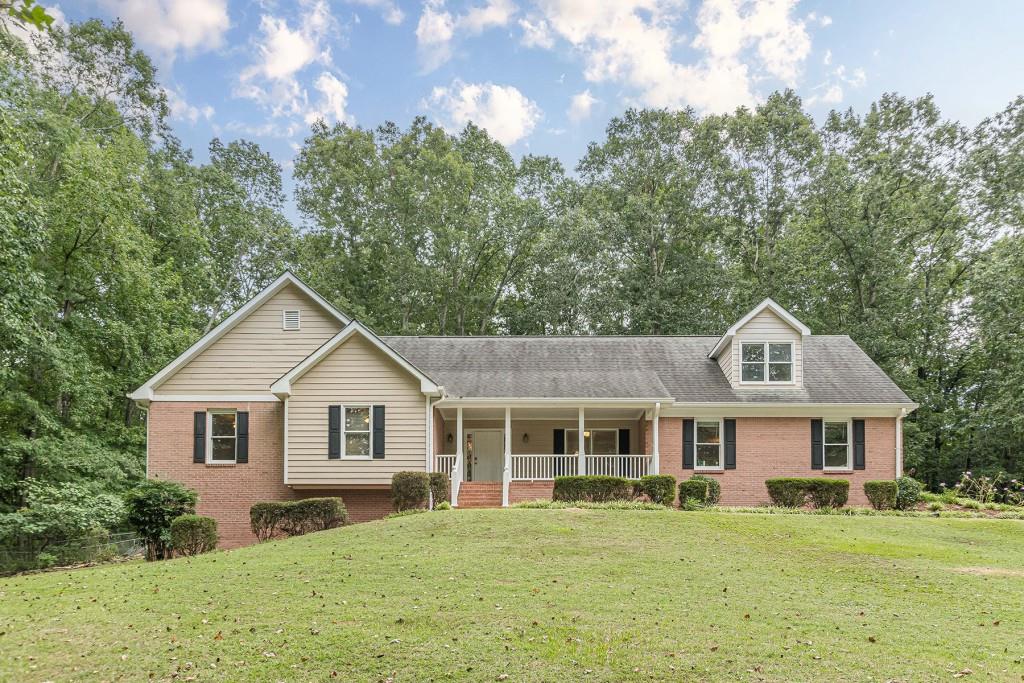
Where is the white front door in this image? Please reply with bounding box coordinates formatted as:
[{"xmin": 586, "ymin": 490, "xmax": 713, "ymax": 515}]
[{"xmin": 466, "ymin": 430, "xmax": 504, "ymax": 482}]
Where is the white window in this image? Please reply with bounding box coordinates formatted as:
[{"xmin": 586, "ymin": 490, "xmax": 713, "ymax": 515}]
[
  {"xmin": 695, "ymin": 420, "xmax": 723, "ymax": 469},
  {"xmin": 343, "ymin": 406, "xmax": 371, "ymax": 457},
  {"xmin": 740, "ymin": 342, "xmax": 793, "ymax": 383},
  {"xmin": 282, "ymin": 309, "xmax": 301, "ymax": 330},
  {"xmin": 823, "ymin": 420, "xmax": 850, "ymax": 470},
  {"xmin": 208, "ymin": 410, "xmax": 237, "ymax": 463},
  {"xmin": 566, "ymin": 428, "xmax": 618, "ymax": 455}
]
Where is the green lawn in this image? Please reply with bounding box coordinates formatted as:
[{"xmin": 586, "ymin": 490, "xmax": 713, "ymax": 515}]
[{"xmin": 2, "ymin": 510, "xmax": 1023, "ymax": 682}]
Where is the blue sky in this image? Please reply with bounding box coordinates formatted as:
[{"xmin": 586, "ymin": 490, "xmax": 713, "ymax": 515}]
[{"xmin": 59, "ymin": 0, "xmax": 1024, "ymax": 215}]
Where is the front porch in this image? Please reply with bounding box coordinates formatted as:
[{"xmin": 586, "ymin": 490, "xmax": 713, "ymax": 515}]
[{"xmin": 431, "ymin": 403, "xmax": 662, "ymax": 507}]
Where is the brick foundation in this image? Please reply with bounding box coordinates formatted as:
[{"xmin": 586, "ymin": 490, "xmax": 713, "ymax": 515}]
[{"xmin": 509, "ymin": 480, "xmax": 554, "ymax": 504}]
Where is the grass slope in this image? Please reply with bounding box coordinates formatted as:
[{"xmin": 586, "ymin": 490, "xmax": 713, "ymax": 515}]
[{"xmin": 2, "ymin": 510, "xmax": 1023, "ymax": 682}]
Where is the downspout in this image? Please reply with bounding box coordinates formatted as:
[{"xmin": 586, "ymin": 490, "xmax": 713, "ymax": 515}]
[
  {"xmin": 896, "ymin": 407, "xmax": 907, "ymax": 477},
  {"xmin": 652, "ymin": 402, "xmax": 660, "ymax": 475}
]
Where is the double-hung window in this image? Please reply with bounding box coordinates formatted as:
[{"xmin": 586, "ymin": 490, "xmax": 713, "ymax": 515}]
[
  {"xmin": 695, "ymin": 420, "xmax": 723, "ymax": 469},
  {"xmin": 823, "ymin": 420, "xmax": 851, "ymax": 470},
  {"xmin": 566, "ymin": 429, "xmax": 618, "ymax": 455},
  {"xmin": 740, "ymin": 342, "xmax": 793, "ymax": 383},
  {"xmin": 344, "ymin": 406, "xmax": 371, "ymax": 458},
  {"xmin": 208, "ymin": 410, "xmax": 237, "ymax": 463}
]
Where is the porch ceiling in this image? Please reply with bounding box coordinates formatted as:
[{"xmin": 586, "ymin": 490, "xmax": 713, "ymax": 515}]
[{"xmin": 436, "ymin": 406, "xmax": 646, "ymax": 421}]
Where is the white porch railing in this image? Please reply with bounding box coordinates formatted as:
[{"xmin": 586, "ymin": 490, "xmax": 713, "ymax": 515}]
[
  {"xmin": 511, "ymin": 454, "xmax": 579, "ymax": 480},
  {"xmin": 434, "ymin": 454, "xmax": 456, "ymax": 476},
  {"xmin": 584, "ymin": 455, "xmax": 652, "ymax": 478}
]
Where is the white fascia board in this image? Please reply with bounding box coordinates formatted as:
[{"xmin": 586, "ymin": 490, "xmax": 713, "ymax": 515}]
[
  {"xmin": 129, "ymin": 272, "xmax": 349, "ymax": 402},
  {"xmin": 271, "ymin": 321, "xmax": 440, "ymax": 398},
  {"xmin": 435, "ymin": 397, "xmax": 669, "ymax": 407},
  {"xmin": 148, "ymin": 394, "xmax": 281, "ymax": 402},
  {"xmin": 661, "ymin": 402, "xmax": 918, "ymax": 418},
  {"xmin": 708, "ymin": 298, "xmax": 811, "ymax": 359}
]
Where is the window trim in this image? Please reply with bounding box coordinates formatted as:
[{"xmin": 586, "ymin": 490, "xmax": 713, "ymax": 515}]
[
  {"xmin": 822, "ymin": 418, "xmax": 852, "ymax": 471},
  {"xmin": 341, "ymin": 404, "xmax": 373, "ymax": 459},
  {"xmin": 207, "ymin": 409, "xmax": 237, "ymax": 464},
  {"xmin": 739, "ymin": 341, "xmax": 795, "ymax": 385},
  {"xmin": 694, "ymin": 417, "xmax": 724, "ymax": 471},
  {"xmin": 282, "ymin": 309, "xmax": 301, "ymax": 331},
  {"xmin": 565, "ymin": 428, "xmax": 619, "ymax": 455}
]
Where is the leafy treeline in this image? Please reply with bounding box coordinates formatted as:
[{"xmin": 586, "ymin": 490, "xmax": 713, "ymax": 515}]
[{"xmin": 2, "ymin": 19, "xmax": 1023, "ymax": 517}]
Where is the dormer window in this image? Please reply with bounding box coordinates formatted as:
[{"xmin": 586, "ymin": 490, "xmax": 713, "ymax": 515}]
[
  {"xmin": 282, "ymin": 309, "xmax": 301, "ymax": 330},
  {"xmin": 741, "ymin": 342, "xmax": 793, "ymax": 383}
]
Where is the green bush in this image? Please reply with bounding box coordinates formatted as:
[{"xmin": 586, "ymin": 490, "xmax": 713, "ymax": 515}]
[
  {"xmin": 429, "ymin": 472, "xmax": 450, "ymax": 507},
  {"xmin": 250, "ymin": 502, "xmax": 288, "ymax": 542},
  {"xmin": 392, "ymin": 472, "xmax": 430, "ymax": 511},
  {"xmin": 690, "ymin": 475, "xmax": 721, "ymax": 505},
  {"xmin": 864, "ymin": 481, "xmax": 898, "ymax": 510},
  {"xmin": 552, "ymin": 476, "xmax": 635, "ymax": 502},
  {"xmin": 249, "ymin": 498, "xmax": 347, "ymax": 541},
  {"xmin": 513, "ymin": 500, "xmax": 666, "ymax": 510},
  {"xmin": 765, "ymin": 478, "xmax": 849, "ymax": 509},
  {"xmin": 678, "ymin": 479, "xmax": 710, "ymax": 506},
  {"xmin": 125, "ymin": 480, "xmax": 198, "ymax": 560},
  {"xmin": 169, "ymin": 515, "xmax": 218, "ymax": 556},
  {"xmin": 634, "ymin": 475, "xmax": 676, "ymax": 504},
  {"xmin": 895, "ymin": 476, "xmax": 923, "ymax": 510},
  {"xmin": 435, "ymin": 501, "xmax": 452, "ymax": 510}
]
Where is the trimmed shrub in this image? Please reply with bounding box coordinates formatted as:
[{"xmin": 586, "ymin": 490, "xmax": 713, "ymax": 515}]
[
  {"xmin": 895, "ymin": 476, "xmax": 923, "ymax": 510},
  {"xmin": 864, "ymin": 481, "xmax": 898, "ymax": 510},
  {"xmin": 250, "ymin": 502, "xmax": 288, "ymax": 542},
  {"xmin": 691, "ymin": 475, "xmax": 721, "ymax": 505},
  {"xmin": 678, "ymin": 478, "xmax": 710, "ymax": 506},
  {"xmin": 553, "ymin": 476, "xmax": 635, "ymax": 502},
  {"xmin": 429, "ymin": 472, "xmax": 450, "ymax": 506},
  {"xmin": 169, "ymin": 515, "xmax": 218, "ymax": 556},
  {"xmin": 125, "ymin": 480, "xmax": 198, "ymax": 560},
  {"xmin": 435, "ymin": 501, "xmax": 452, "ymax": 510},
  {"xmin": 634, "ymin": 475, "xmax": 676, "ymax": 505},
  {"xmin": 765, "ymin": 478, "xmax": 850, "ymax": 508},
  {"xmin": 249, "ymin": 498, "xmax": 347, "ymax": 541},
  {"xmin": 392, "ymin": 471, "xmax": 430, "ymax": 511}
]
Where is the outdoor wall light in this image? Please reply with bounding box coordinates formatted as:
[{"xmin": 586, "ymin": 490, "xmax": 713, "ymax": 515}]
[
  {"xmin": 446, "ymin": 432, "xmax": 453, "ymax": 443},
  {"xmin": 522, "ymin": 433, "xmax": 529, "ymax": 444}
]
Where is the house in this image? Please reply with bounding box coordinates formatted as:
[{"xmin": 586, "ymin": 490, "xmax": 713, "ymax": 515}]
[{"xmin": 131, "ymin": 272, "xmax": 917, "ymax": 547}]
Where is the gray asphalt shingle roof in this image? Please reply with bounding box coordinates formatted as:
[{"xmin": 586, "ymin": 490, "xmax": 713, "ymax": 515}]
[{"xmin": 381, "ymin": 335, "xmax": 914, "ymax": 405}]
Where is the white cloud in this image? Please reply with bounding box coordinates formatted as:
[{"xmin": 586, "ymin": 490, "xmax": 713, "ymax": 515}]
[
  {"xmin": 567, "ymin": 89, "xmax": 597, "ymax": 122},
  {"xmin": 347, "ymin": 0, "xmax": 405, "ymax": 24},
  {"xmin": 528, "ymin": 0, "xmax": 813, "ymax": 113},
  {"xmin": 236, "ymin": 0, "xmax": 348, "ymax": 128},
  {"xmin": 806, "ymin": 11, "xmax": 832, "ymax": 27},
  {"xmin": 166, "ymin": 87, "xmax": 215, "ymax": 124},
  {"xmin": 416, "ymin": 0, "xmax": 517, "ymax": 71},
  {"xmin": 426, "ymin": 79, "xmax": 541, "ymax": 145},
  {"xmin": 97, "ymin": 0, "xmax": 229, "ymax": 59},
  {"xmin": 806, "ymin": 64, "xmax": 867, "ymax": 107},
  {"xmin": 518, "ymin": 16, "xmax": 554, "ymax": 48},
  {"xmin": 823, "ymin": 48, "xmax": 832, "ymax": 65}
]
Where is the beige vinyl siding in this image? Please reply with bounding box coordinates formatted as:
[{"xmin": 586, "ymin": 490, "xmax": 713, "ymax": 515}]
[
  {"xmin": 717, "ymin": 339, "xmax": 734, "ymax": 384},
  {"xmin": 287, "ymin": 333, "xmax": 426, "ymax": 485},
  {"xmin": 158, "ymin": 284, "xmax": 343, "ymax": 395},
  {"xmin": 731, "ymin": 308, "xmax": 803, "ymax": 387},
  {"xmin": 440, "ymin": 419, "xmax": 643, "ymax": 455}
]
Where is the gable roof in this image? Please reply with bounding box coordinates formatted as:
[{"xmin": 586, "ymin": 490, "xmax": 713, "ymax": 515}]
[
  {"xmin": 708, "ymin": 298, "xmax": 811, "ymax": 359},
  {"xmin": 130, "ymin": 272, "xmax": 349, "ymax": 401},
  {"xmin": 270, "ymin": 320, "xmax": 441, "ymax": 398},
  {"xmin": 383, "ymin": 335, "xmax": 915, "ymax": 405}
]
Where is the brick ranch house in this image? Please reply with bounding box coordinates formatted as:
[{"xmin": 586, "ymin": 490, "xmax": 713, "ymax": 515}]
[{"xmin": 131, "ymin": 272, "xmax": 917, "ymax": 547}]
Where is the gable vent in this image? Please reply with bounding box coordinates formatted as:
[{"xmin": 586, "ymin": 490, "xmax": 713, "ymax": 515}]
[{"xmin": 282, "ymin": 309, "xmax": 301, "ymax": 330}]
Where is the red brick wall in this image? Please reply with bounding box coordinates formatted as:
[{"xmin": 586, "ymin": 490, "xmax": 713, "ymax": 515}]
[
  {"xmin": 649, "ymin": 416, "xmax": 897, "ymax": 506},
  {"xmin": 147, "ymin": 402, "xmax": 395, "ymax": 548},
  {"xmin": 509, "ymin": 480, "xmax": 554, "ymax": 503}
]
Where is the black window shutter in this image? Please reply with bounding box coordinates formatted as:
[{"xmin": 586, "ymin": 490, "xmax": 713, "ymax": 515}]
[
  {"xmin": 236, "ymin": 411, "xmax": 249, "ymax": 464},
  {"xmin": 553, "ymin": 429, "xmax": 565, "ymax": 455},
  {"xmin": 372, "ymin": 405, "xmax": 385, "ymax": 459},
  {"xmin": 853, "ymin": 419, "xmax": 866, "ymax": 470},
  {"xmin": 193, "ymin": 411, "xmax": 206, "ymax": 463},
  {"xmin": 811, "ymin": 419, "xmax": 824, "ymax": 470},
  {"xmin": 724, "ymin": 418, "xmax": 736, "ymax": 470},
  {"xmin": 682, "ymin": 419, "xmax": 694, "ymax": 469},
  {"xmin": 328, "ymin": 405, "xmax": 341, "ymax": 459},
  {"xmin": 618, "ymin": 428, "xmax": 630, "ymax": 455}
]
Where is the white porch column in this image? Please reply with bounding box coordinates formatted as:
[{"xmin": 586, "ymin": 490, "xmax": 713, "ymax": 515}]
[
  {"xmin": 652, "ymin": 402, "xmax": 660, "ymax": 475},
  {"xmin": 502, "ymin": 406, "xmax": 512, "ymax": 507},
  {"xmin": 577, "ymin": 406, "xmax": 586, "ymax": 476},
  {"xmin": 452, "ymin": 407, "xmax": 464, "ymax": 507}
]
